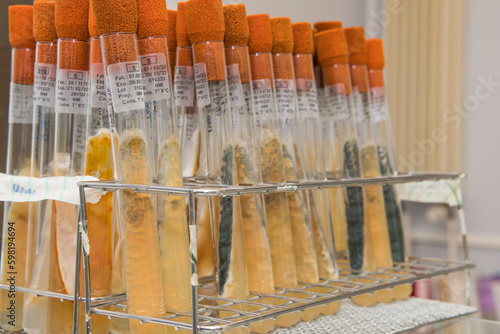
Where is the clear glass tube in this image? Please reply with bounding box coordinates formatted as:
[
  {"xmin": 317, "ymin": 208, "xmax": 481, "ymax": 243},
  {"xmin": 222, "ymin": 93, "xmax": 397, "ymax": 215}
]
[
  {"xmin": 226, "ymin": 45, "xmax": 275, "ymax": 334},
  {"xmin": 249, "ymin": 51, "xmax": 299, "ymax": 327},
  {"xmin": 23, "ymin": 41, "xmax": 57, "ymax": 334},
  {"xmin": 47, "ymin": 38, "xmax": 90, "ymax": 332},
  {"xmin": 0, "ymin": 47, "xmax": 34, "ymax": 332},
  {"xmin": 101, "ymin": 32, "xmax": 166, "ymax": 334},
  {"xmin": 293, "ymin": 52, "xmax": 340, "ymax": 316},
  {"xmin": 138, "ymin": 36, "xmax": 192, "ymax": 327}
]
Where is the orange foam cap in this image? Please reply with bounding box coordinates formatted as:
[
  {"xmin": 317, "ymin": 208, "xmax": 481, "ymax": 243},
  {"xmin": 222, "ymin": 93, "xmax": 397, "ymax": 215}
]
[
  {"xmin": 314, "ymin": 21, "xmax": 342, "ymax": 32},
  {"xmin": 88, "ymin": 0, "xmax": 99, "ymax": 37},
  {"xmin": 92, "ymin": 0, "xmax": 138, "ymax": 35},
  {"xmin": 247, "ymin": 14, "xmax": 272, "ymax": 54},
  {"xmin": 315, "ymin": 28, "xmax": 349, "ymax": 67},
  {"xmin": 8, "ymin": 5, "xmax": 35, "ymax": 49},
  {"xmin": 223, "ymin": 4, "xmax": 249, "ymax": 47},
  {"xmin": 270, "ymin": 17, "xmax": 293, "ymax": 54},
  {"xmin": 137, "ymin": 0, "xmax": 168, "ymax": 38},
  {"xmin": 55, "ymin": 0, "xmax": 90, "ymax": 40},
  {"xmin": 34, "ymin": 0, "xmax": 57, "ymax": 43},
  {"xmin": 366, "ymin": 38, "xmax": 385, "ymax": 70},
  {"xmin": 185, "ymin": 0, "xmax": 225, "ymax": 44},
  {"xmin": 176, "ymin": 2, "xmax": 190, "ymax": 47},
  {"xmin": 344, "ymin": 26, "xmax": 367, "ymax": 65},
  {"xmin": 292, "ymin": 22, "xmax": 313, "ymax": 54},
  {"xmin": 167, "ymin": 10, "xmax": 177, "ymax": 49}
]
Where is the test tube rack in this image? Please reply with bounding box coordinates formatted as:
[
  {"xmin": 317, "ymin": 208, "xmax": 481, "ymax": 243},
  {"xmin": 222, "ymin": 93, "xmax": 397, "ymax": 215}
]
[{"xmin": 0, "ymin": 172, "xmax": 474, "ymax": 333}]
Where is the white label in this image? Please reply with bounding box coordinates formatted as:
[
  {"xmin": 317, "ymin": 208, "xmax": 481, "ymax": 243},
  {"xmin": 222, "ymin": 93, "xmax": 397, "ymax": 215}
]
[
  {"xmin": 351, "ymin": 88, "xmax": 370, "ymax": 123},
  {"xmin": 194, "ymin": 63, "xmax": 210, "ymax": 107},
  {"xmin": 275, "ymin": 79, "xmax": 297, "ymax": 115},
  {"xmin": 0, "ymin": 173, "xmax": 102, "ymax": 205},
  {"xmin": 296, "ymin": 78, "xmax": 319, "ymax": 119},
  {"xmin": 90, "ymin": 63, "xmax": 107, "ymax": 109},
  {"xmin": 107, "ymin": 61, "xmax": 145, "ymax": 113},
  {"xmin": 325, "ymin": 84, "xmax": 349, "ymax": 120},
  {"xmin": 55, "ymin": 69, "xmax": 89, "ymax": 114},
  {"xmin": 174, "ymin": 66, "xmax": 195, "ymax": 107},
  {"xmin": 33, "ymin": 63, "xmax": 56, "ymax": 107},
  {"xmin": 140, "ymin": 53, "xmax": 171, "ymax": 102},
  {"xmin": 252, "ymin": 79, "xmax": 274, "ymax": 121},
  {"xmin": 227, "ymin": 64, "xmax": 245, "ymax": 108},
  {"xmin": 370, "ymin": 86, "xmax": 388, "ymax": 122},
  {"xmin": 9, "ymin": 83, "xmax": 33, "ymax": 124}
]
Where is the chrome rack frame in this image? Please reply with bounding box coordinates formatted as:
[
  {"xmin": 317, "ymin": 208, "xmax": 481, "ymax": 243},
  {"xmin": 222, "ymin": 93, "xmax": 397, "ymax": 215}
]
[{"xmin": 69, "ymin": 172, "xmax": 470, "ymax": 333}]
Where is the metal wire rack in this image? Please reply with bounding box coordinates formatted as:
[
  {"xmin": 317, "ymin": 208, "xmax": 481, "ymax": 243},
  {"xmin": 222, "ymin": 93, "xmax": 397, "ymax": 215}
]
[{"xmin": 0, "ymin": 172, "xmax": 470, "ymax": 333}]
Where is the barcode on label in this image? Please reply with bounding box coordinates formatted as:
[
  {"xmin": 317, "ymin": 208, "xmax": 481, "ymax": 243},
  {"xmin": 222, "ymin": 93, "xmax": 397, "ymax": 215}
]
[
  {"xmin": 194, "ymin": 63, "xmax": 210, "ymax": 107},
  {"xmin": 55, "ymin": 69, "xmax": 89, "ymax": 114},
  {"xmin": 141, "ymin": 53, "xmax": 171, "ymax": 102},
  {"xmin": 174, "ymin": 66, "xmax": 195, "ymax": 107},
  {"xmin": 33, "ymin": 63, "xmax": 56, "ymax": 107},
  {"xmin": 107, "ymin": 61, "xmax": 145, "ymax": 113}
]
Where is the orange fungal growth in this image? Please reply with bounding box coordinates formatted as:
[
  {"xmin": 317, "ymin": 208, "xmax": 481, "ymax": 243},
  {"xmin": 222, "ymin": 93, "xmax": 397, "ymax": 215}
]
[
  {"xmin": 247, "ymin": 14, "xmax": 272, "ymax": 54},
  {"xmin": 270, "ymin": 17, "xmax": 293, "ymax": 54},
  {"xmin": 137, "ymin": 0, "xmax": 168, "ymax": 39},
  {"xmin": 314, "ymin": 21, "xmax": 342, "ymax": 32},
  {"xmin": 92, "ymin": 0, "xmax": 138, "ymax": 35},
  {"xmin": 292, "ymin": 22, "xmax": 314, "ymax": 54},
  {"xmin": 223, "ymin": 4, "xmax": 249, "ymax": 47},
  {"xmin": 8, "ymin": 5, "xmax": 35, "ymax": 49},
  {"xmin": 33, "ymin": 0, "xmax": 57, "ymax": 43},
  {"xmin": 88, "ymin": 0, "xmax": 99, "ymax": 37},
  {"xmin": 185, "ymin": 0, "xmax": 225, "ymax": 44},
  {"xmin": 344, "ymin": 26, "xmax": 367, "ymax": 65},
  {"xmin": 55, "ymin": 0, "xmax": 90, "ymax": 41},
  {"xmin": 176, "ymin": 2, "xmax": 190, "ymax": 47},
  {"xmin": 366, "ymin": 38, "xmax": 385, "ymax": 70}
]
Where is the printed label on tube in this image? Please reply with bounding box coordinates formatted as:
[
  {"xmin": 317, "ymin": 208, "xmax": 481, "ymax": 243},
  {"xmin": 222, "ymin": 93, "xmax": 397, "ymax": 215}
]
[
  {"xmin": 275, "ymin": 79, "xmax": 297, "ymax": 115},
  {"xmin": 370, "ymin": 86, "xmax": 388, "ymax": 122},
  {"xmin": 55, "ymin": 69, "xmax": 89, "ymax": 114},
  {"xmin": 351, "ymin": 87, "xmax": 370, "ymax": 123},
  {"xmin": 90, "ymin": 63, "xmax": 107, "ymax": 109},
  {"xmin": 33, "ymin": 63, "xmax": 56, "ymax": 107},
  {"xmin": 296, "ymin": 78, "xmax": 319, "ymax": 119},
  {"xmin": 194, "ymin": 63, "xmax": 210, "ymax": 107},
  {"xmin": 9, "ymin": 83, "xmax": 33, "ymax": 124},
  {"xmin": 252, "ymin": 79, "xmax": 274, "ymax": 121},
  {"xmin": 325, "ymin": 84, "xmax": 349, "ymax": 120},
  {"xmin": 174, "ymin": 66, "xmax": 195, "ymax": 107},
  {"xmin": 227, "ymin": 64, "xmax": 245, "ymax": 108},
  {"xmin": 140, "ymin": 53, "xmax": 171, "ymax": 102},
  {"xmin": 107, "ymin": 61, "xmax": 145, "ymax": 113}
]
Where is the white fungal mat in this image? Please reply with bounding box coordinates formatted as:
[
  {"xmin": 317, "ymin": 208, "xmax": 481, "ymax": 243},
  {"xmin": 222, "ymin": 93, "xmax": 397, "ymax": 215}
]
[{"xmin": 269, "ymin": 298, "xmax": 476, "ymax": 334}]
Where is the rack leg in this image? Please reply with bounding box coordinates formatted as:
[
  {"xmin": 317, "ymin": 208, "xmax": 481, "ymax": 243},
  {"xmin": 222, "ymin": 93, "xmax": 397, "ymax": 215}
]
[
  {"xmin": 188, "ymin": 191, "xmax": 199, "ymax": 334},
  {"xmin": 78, "ymin": 185, "xmax": 92, "ymax": 333},
  {"xmin": 73, "ymin": 207, "xmax": 82, "ymax": 334}
]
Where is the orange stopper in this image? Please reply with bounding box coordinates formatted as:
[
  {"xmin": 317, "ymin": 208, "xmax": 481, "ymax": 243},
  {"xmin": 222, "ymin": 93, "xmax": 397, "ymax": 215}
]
[
  {"xmin": 167, "ymin": 10, "xmax": 177, "ymax": 50},
  {"xmin": 292, "ymin": 22, "xmax": 313, "ymax": 54},
  {"xmin": 223, "ymin": 4, "xmax": 249, "ymax": 47},
  {"xmin": 176, "ymin": 2, "xmax": 190, "ymax": 47},
  {"xmin": 247, "ymin": 14, "xmax": 272, "ymax": 54},
  {"xmin": 8, "ymin": 5, "xmax": 35, "ymax": 49},
  {"xmin": 88, "ymin": 0, "xmax": 99, "ymax": 37},
  {"xmin": 185, "ymin": 0, "xmax": 225, "ymax": 44},
  {"xmin": 366, "ymin": 38, "xmax": 385, "ymax": 70},
  {"xmin": 344, "ymin": 26, "xmax": 367, "ymax": 65},
  {"xmin": 314, "ymin": 21, "xmax": 342, "ymax": 32},
  {"xmin": 315, "ymin": 28, "xmax": 349, "ymax": 67},
  {"xmin": 270, "ymin": 17, "xmax": 293, "ymax": 54},
  {"xmin": 137, "ymin": 0, "xmax": 168, "ymax": 39},
  {"xmin": 33, "ymin": 1, "xmax": 57, "ymax": 43},
  {"xmin": 55, "ymin": 0, "xmax": 90, "ymax": 41},
  {"xmin": 92, "ymin": 0, "xmax": 138, "ymax": 35}
]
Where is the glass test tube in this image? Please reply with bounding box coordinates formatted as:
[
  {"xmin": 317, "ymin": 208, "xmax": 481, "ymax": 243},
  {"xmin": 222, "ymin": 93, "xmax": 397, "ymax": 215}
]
[
  {"xmin": 0, "ymin": 46, "xmax": 34, "ymax": 332},
  {"xmin": 101, "ymin": 32, "xmax": 166, "ymax": 334},
  {"xmin": 23, "ymin": 41, "xmax": 57, "ymax": 334}
]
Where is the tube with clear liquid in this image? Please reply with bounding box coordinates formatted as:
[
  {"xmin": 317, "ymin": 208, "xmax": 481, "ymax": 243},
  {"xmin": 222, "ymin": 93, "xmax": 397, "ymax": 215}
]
[
  {"xmin": 0, "ymin": 46, "xmax": 34, "ymax": 332},
  {"xmin": 101, "ymin": 32, "xmax": 166, "ymax": 334},
  {"xmin": 22, "ymin": 41, "xmax": 56, "ymax": 334}
]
